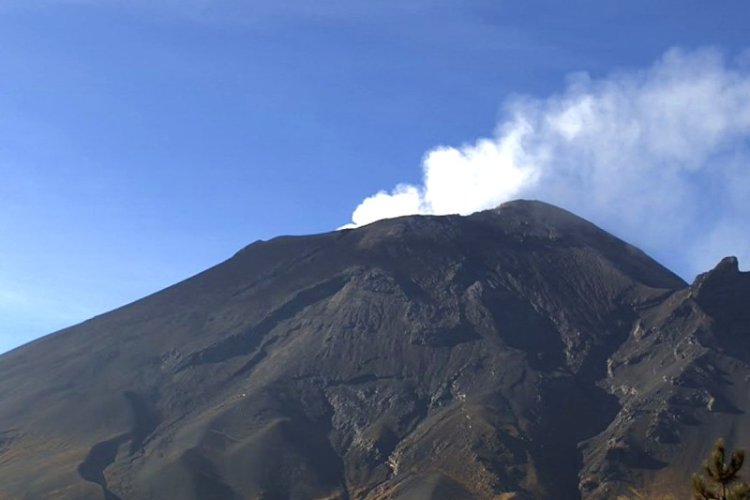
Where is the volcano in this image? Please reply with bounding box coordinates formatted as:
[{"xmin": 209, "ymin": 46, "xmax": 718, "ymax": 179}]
[{"xmin": 1, "ymin": 200, "xmax": 748, "ymax": 499}]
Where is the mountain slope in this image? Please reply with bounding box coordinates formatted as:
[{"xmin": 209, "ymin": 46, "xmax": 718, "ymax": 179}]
[{"xmin": 0, "ymin": 200, "xmax": 746, "ymax": 500}]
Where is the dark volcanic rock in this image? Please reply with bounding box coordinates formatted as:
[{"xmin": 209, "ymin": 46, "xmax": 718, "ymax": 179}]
[{"xmin": 0, "ymin": 200, "xmax": 747, "ymax": 499}]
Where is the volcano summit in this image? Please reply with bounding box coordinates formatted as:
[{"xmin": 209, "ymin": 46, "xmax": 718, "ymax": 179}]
[{"xmin": 1, "ymin": 200, "xmax": 748, "ymax": 499}]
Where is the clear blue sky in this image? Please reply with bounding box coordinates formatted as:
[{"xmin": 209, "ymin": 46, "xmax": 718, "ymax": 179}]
[{"xmin": 2, "ymin": 0, "xmax": 750, "ymax": 354}]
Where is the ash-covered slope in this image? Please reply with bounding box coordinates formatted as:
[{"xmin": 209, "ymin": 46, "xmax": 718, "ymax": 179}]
[
  {"xmin": 0, "ymin": 200, "xmax": 746, "ymax": 500},
  {"xmin": 580, "ymin": 256, "xmax": 750, "ymax": 499}
]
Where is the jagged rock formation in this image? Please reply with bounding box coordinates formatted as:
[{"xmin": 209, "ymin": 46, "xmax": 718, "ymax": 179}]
[{"xmin": 0, "ymin": 200, "xmax": 747, "ymax": 499}]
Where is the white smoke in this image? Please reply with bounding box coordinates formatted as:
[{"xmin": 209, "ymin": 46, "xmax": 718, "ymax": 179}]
[{"xmin": 345, "ymin": 48, "xmax": 750, "ymax": 278}]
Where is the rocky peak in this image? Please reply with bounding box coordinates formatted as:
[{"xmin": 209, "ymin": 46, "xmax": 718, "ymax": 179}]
[
  {"xmin": 693, "ymin": 256, "xmax": 740, "ymax": 287},
  {"xmin": 691, "ymin": 256, "xmax": 748, "ymax": 312}
]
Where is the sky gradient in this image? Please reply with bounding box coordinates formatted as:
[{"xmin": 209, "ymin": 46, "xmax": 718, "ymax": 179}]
[{"xmin": 2, "ymin": 0, "xmax": 750, "ymax": 353}]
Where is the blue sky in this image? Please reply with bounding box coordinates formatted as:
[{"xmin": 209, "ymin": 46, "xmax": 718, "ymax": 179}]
[{"xmin": 2, "ymin": 0, "xmax": 750, "ymax": 354}]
